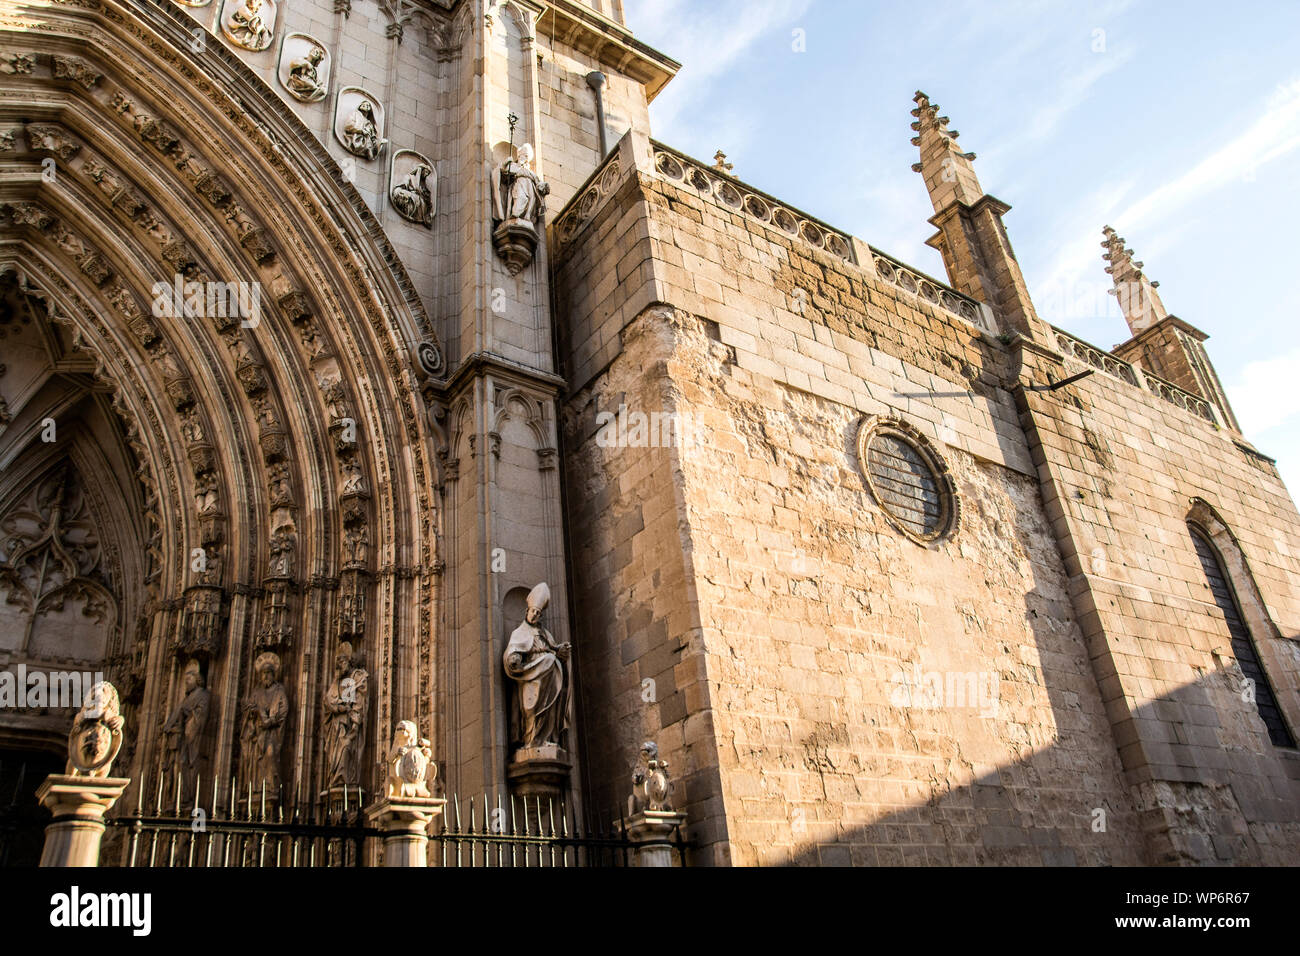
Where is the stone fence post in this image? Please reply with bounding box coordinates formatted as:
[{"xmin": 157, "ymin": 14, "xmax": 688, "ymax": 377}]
[
  {"xmin": 39, "ymin": 680, "xmax": 129, "ymax": 867},
  {"xmin": 37, "ymin": 776, "xmax": 130, "ymax": 867}
]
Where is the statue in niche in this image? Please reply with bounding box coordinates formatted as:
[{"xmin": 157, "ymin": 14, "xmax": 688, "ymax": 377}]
[
  {"xmin": 238, "ymin": 651, "xmax": 289, "ymax": 790},
  {"xmin": 180, "ymin": 409, "xmax": 204, "ymax": 443},
  {"xmin": 340, "ymin": 457, "xmax": 368, "ymax": 497},
  {"xmin": 384, "ymin": 720, "xmax": 434, "ymax": 799},
  {"xmin": 342, "ymin": 523, "xmax": 369, "ymax": 567},
  {"xmin": 322, "ymin": 642, "xmax": 368, "ymax": 789},
  {"xmin": 67, "ymin": 681, "xmax": 125, "ymax": 778},
  {"xmin": 390, "ymin": 162, "xmax": 435, "ymax": 227},
  {"xmin": 268, "ymin": 529, "xmax": 295, "ymax": 577},
  {"xmin": 322, "ymin": 379, "xmax": 349, "ymax": 423},
  {"xmin": 502, "ymin": 582, "xmax": 570, "ymax": 752},
  {"xmin": 268, "ymin": 462, "xmax": 292, "ymax": 507},
  {"xmin": 195, "ymin": 472, "xmax": 219, "ymax": 516},
  {"xmin": 341, "ymin": 100, "xmax": 382, "ymax": 161},
  {"xmin": 160, "ymin": 660, "xmax": 210, "ymax": 799},
  {"xmin": 285, "ymin": 45, "xmax": 327, "ymax": 102},
  {"xmin": 630, "ymin": 741, "xmax": 673, "ymax": 813},
  {"xmin": 225, "ymin": 0, "xmax": 275, "ymax": 52},
  {"xmin": 492, "ymin": 143, "xmax": 548, "ymax": 224}
]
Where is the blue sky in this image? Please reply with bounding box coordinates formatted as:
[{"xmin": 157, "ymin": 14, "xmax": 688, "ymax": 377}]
[{"xmin": 624, "ymin": 0, "xmax": 1300, "ymax": 493}]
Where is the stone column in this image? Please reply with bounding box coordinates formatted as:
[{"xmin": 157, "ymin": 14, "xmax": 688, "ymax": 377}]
[
  {"xmin": 623, "ymin": 809, "xmax": 687, "ymax": 867},
  {"xmin": 366, "ymin": 796, "xmax": 445, "ymax": 866},
  {"xmin": 37, "ymin": 775, "xmax": 130, "ymax": 867}
]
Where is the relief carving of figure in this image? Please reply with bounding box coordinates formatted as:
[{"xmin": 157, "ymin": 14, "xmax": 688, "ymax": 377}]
[
  {"xmin": 342, "ymin": 100, "xmax": 382, "ymax": 161},
  {"xmin": 225, "ymin": 0, "xmax": 274, "ymax": 52},
  {"xmin": 502, "ymin": 582, "xmax": 570, "ymax": 752},
  {"xmin": 391, "ymin": 162, "xmax": 435, "ymax": 227},
  {"xmin": 491, "ymin": 143, "xmax": 548, "ymax": 224},
  {"xmin": 238, "ymin": 651, "xmax": 289, "ymax": 790},
  {"xmin": 67, "ymin": 681, "xmax": 125, "ymax": 778},
  {"xmin": 322, "ymin": 642, "xmax": 368, "ymax": 789},
  {"xmin": 384, "ymin": 720, "xmax": 435, "ymax": 799},
  {"xmin": 285, "ymin": 45, "xmax": 327, "ymax": 102},
  {"xmin": 161, "ymin": 660, "xmax": 210, "ymax": 796}
]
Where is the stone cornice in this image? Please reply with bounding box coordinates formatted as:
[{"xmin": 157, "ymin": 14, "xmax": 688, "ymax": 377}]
[{"xmin": 537, "ymin": 0, "xmax": 680, "ymax": 102}]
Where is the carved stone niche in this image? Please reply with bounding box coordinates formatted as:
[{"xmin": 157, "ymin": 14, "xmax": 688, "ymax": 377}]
[{"xmin": 176, "ymin": 585, "xmax": 225, "ymax": 659}]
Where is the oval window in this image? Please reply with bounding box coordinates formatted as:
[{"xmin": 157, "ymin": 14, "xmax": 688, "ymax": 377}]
[{"xmin": 858, "ymin": 418, "xmax": 957, "ymax": 543}]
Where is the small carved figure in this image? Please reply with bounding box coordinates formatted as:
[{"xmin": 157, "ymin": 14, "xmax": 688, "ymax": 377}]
[
  {"xmin": 630, "ymin": 740, "xmax": 673, "ymax": 813},
  {"xmin": 268, "ymin": 529, "xmax": 295, "ymax": 577},
  {"xmin": 340, "ymin": 458, "xmax": 369, "ymax": 497},
  {"xmin": 67, "ymin": 681, "xmax": 125, "ymax": 778},
  {"xmin": 285, "ymin": 45, "xmax": 327, "ymax": 102},
  {"xmin": 492, "ymin": 143, "xmax": 548, "ymax": 223},
  {"xmin": 502, "ymin": 582, "xmax": 570, "ymax": 751},
  {"xmin": 239, "ymin": 651, "xmax": 289, "ymax": 790},
  {"xmin": 195, "ymin": 472, "xmax": 219, "ymax": 516},
  {"xmin": 342, "ymin": 100, "xmax": 382, "ymax": 160},
  {"xmin": 226, "ymin": 0, "xmax": 274, "ymax": 51},
  {"xmin": 343, "ymin": 522, "xmax": 369, "ymax": 566},
  {"xmin": 322, "ymin": 642, "xmax": 368, "ymax": 788},
  {"xmin": 391, "ymin": 162, "xmax": 435, "ymax": 227},
  {"xmin": 385, "ymin": 720, "xmax": 435, "ymax": 798},
  {"xmin": 268, "ymin": 462, "xmax": 292, "ymax": 506},
  {"xmin": 160, "ymin": 661, "xmax": 210, "ymax": 795}
]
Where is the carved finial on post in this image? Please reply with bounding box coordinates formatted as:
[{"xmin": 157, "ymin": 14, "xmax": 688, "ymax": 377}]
[
  {"xmin": 910, "ymin": 90, "xmax": 1043, "ymax": 338},
  {"xmin": 1101, "ymin": 225, "xmax": 1169, "ymax": 335},
  {"xmin": 366, "ymin": 719, "xmax": 445, "ymax": 866},
  {"xmin": 37, "ymin": 682, "xmax": 131, "ymax": 866},
  {"xmin": 712, "ymin": 150, "xmax": 734, "ymax": 174},
  {"xmin": 619, "ymin": 741, "xmax": 686, "ymax": 866}
]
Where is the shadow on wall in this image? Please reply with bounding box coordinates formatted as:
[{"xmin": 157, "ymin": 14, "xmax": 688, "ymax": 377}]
[{"xmin": 780, "ymin": 664, "xmax": 1300, "ymax": 866}]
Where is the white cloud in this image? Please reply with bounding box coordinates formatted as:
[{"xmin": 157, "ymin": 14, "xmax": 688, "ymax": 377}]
[
  {"xmin": 1227, "ymin": 349, "xmax": 1300, "ymax": 436},
  {"xmin": 629, "ymin": 0, "xmax": 813, "ymax": 140},
  {"xmin": 1119, "ymin": 77, "xmax": 1300, "ymax": 231}
]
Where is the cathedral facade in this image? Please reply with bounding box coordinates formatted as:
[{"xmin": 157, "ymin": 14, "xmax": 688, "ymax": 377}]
[{"xmin": 0, "ymin": 0, "xmax": 1297, "ymax": 866}]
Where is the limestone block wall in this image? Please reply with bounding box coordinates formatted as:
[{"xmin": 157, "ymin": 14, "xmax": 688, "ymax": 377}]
[
  {"xmin": 537, "ymin": 38, "xmax": 650, "ymax": 215},
  {"xmin": 1015, "ymin": 342, "xmax": 1300, "ymax": 864},
  {"xmin": 552, "ymin": 142, "xmax": 1145, "ymax": 865}
]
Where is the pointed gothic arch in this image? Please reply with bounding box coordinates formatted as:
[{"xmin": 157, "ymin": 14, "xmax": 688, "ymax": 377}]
[
  {"xmin": 0, "ymin": 1, "xmax": 445, "ymax": 802},
  {"xmin": 1187, "ymin": 497, "xmax": 1296, "ymax": 748}
]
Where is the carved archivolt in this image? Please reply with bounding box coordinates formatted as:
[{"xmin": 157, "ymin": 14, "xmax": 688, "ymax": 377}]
[{"xmin": 1, "ymin": 0, "xmax": 443, "ymax": 792}]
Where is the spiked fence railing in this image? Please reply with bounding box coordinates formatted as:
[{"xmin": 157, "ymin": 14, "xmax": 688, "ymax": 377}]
[
  {"xmin": 430, "ymin": 792, "xmax": 687, "ymax": 868},
  {"xmin": 107, "ymin": 771, "xmax": 374, "ymax": 868},
  {"xmin": 101, "ymin": 771, "xmax": 688, "ymax": 867}
]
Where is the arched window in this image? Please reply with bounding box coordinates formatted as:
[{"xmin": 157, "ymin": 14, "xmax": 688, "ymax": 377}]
[{"xmin": 1189, "ymin": 524, "xmax": 1295, "ymax": 747}]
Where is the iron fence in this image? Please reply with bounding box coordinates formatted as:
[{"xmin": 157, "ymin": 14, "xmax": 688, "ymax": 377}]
[{"xmin": 102, "ymin": 772, "xmax": 688, "ymax": 867}]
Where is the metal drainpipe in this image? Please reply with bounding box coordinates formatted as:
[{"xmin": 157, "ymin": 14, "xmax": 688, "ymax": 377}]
[{"xmin": 586, "ymin": 71, "xmax": 609, "ymax": 158}]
